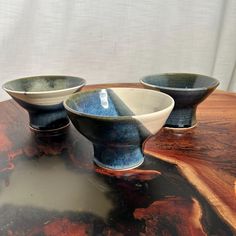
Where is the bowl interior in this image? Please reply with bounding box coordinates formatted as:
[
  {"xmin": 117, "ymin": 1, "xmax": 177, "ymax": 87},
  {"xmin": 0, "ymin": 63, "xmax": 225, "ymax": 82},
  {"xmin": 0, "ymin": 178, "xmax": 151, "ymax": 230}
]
[
  {"xmin": 3, "ymin": 76, "xmax": 85, "ymax": 93},
  {"xmin": 65, "ymin": 88, "xmax": 173, "ymax": 118},
  {"xmin": 142, "ymin": 73, "xmax": 219, "ymax": 90}
]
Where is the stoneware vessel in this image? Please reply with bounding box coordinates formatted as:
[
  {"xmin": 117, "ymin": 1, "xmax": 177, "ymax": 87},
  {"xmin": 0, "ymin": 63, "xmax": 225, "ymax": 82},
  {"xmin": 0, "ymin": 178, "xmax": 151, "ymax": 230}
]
[
  {"xmin": 64, "ymin": 87, "xmax": 174, "ymax": 170},
  {"xmin": 141, "ymin": 73, "xmax": 219, "ymax": 129},
  {"xmin": 2, "ymin": 75, "xmax": 86, "ymax": 132}
]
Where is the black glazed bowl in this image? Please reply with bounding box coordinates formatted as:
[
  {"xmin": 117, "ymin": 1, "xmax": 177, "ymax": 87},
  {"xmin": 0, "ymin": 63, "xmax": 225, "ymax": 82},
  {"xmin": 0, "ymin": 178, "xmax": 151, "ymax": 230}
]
[
  {"xmin": 64, "ymin": 88, "xmax": 174, "ymax": 170},
  {"xmin": 2, "ymin": 75, "xmax": 86, "ymax": 132},
  {"xmin": 141, "ymin": 73, "xmax": 219, "ymax": 129}
]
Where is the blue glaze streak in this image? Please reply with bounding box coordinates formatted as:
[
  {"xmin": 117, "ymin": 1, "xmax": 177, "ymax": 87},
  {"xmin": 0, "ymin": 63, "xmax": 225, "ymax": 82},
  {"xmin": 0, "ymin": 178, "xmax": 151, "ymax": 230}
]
[
  {"xmin": 73, "ymin": 90, "xmax": 119, "ymax": 117},
  {"xmin": 94, "ymin": 144, "xmax": 144, "ymax": 170}
]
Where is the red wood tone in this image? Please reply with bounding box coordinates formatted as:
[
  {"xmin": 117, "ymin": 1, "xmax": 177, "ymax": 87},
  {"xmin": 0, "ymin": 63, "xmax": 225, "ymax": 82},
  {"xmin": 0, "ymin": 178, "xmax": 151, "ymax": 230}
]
[
  {"xmin": 134, "ymin": 197, "xmax": 206, "ymax": 236},
  {"xmin": 0, "ymin": 83, "xmax": 235, "ymax": 234},
  {"xmin": 28, "ymin": 218, "xmax": 90, "ymax": 236},
  {"xmin": 144, "ymin": 91, "xmax": 236, "ymax": 230},
  {"xmin": 82, "ymin": 84, "xmax": 236, "ymax": 230},
  {"xmin": 81, "ymin": 83, "xmax": 144, "ymax": 91}
]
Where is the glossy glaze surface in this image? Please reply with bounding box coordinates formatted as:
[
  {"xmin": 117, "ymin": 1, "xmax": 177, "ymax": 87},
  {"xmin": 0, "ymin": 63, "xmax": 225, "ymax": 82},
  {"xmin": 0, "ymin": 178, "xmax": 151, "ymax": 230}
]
[
  {"xmin": 3, "ymin": 75, "xmax": 85, "ymax": 93},
  {"xmin": 0, "ymin": 85, "xmax": 235, "ymax": 235},
  {"xmin": 141, "ymin": 73, "xmax": 219, "ymax": 128},
  {"xmin": 64, "ymin": 88, "xmax": 174, "ymax": 170},
  {"xmin": 141, "ymin": 73, "xmax": 219, "ymax": 90},
  {"xmin": 2, "ymin": 75, "xmax": 86, "ymax": 131}
]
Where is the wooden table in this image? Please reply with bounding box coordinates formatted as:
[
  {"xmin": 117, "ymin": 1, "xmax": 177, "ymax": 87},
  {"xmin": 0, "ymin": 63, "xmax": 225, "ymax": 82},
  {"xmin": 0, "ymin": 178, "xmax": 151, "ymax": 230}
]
[{"xmin": 0, "ymin": 83, "xmax": 235, "ymax": 236}]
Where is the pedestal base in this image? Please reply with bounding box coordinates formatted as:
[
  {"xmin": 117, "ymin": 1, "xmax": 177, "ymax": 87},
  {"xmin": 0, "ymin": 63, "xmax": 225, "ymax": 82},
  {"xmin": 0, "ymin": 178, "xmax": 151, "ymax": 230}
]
[
  {"xmin": 93, "ymin": 144, "xmax": 144, "ymax": 171},
  {"xmin": 165, "ymin": 107, "xmax": 197, "ymax": 128}
]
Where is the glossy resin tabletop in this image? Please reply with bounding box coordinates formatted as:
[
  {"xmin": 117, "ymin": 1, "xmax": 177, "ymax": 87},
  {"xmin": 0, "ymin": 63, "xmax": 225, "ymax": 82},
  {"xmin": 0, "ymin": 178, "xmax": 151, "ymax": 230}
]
[{"xmin": 0, "ymin": 83, "xmax": 235, "ymax": 236}]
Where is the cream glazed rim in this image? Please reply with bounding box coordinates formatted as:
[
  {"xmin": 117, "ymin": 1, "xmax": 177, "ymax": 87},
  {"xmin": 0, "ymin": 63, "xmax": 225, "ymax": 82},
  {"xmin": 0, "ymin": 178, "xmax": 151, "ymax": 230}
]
[
  {"xmin": 2, "ymin": 75, "xmax": 86, "ymax": 95},
  {"xmin": 64, "ymin": 87, "xmax": 175, "ymax": 121}
]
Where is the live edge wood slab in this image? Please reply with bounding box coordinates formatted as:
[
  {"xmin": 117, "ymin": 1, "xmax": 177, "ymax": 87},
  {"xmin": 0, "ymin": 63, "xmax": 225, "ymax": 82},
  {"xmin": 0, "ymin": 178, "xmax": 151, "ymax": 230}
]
[
  {"xmin": 0, "ymin": 83, "xmax": 235, "ymax": 236},
  {"xmin": 145, "ymin": 89, "xmax": 236, "ymax": 224}
]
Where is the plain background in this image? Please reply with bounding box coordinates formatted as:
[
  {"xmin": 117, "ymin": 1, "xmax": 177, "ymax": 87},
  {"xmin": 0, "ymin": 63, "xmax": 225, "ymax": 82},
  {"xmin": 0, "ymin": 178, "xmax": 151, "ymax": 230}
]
[{"xmin": 0, "ymin": 0, "xmax": 236, "ymax": 101}]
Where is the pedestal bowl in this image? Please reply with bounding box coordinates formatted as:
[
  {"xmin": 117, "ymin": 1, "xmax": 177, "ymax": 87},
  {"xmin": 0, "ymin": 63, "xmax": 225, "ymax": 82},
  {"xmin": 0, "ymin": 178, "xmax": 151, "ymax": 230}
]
[
  {"xmin": 2, "ymin": 75, "xmax": 86, "ymax": 132},
  {"xmin": 64, "ymin": 87, "xmax": 174, "ymax": 170},
  {"xmin": 141, "ymin": 73, "xmax": 219, "ymax": 129}
]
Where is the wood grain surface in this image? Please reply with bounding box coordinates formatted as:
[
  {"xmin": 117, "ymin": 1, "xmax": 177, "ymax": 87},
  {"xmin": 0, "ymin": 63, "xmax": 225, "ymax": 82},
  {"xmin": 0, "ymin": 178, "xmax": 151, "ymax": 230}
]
[
  {"xmin": 0, "ymin": 83, "xmax": 235, "ymax": 235},
  {"xmin": 83, "ymin": 84, "xmax": 236, "ymax": 230},
  {"xmin": 144, "ymin": 90, "xmax": 236, "ymax": 230}
]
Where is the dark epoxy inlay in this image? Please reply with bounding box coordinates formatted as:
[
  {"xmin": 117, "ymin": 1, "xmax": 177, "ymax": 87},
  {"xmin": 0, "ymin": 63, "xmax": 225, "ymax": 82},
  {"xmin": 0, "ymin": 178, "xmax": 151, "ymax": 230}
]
[{"xmin": 0, "ymin": 132, "xmax": 234, "ymax": 236}]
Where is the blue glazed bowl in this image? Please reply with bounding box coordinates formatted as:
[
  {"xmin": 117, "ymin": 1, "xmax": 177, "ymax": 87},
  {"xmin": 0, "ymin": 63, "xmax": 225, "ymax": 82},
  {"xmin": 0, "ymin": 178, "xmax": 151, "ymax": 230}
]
[
  {"xmin": 141, "ymin": 73, "xmax": 219, "ymax": 129},
  {"xmin": 2, "ymin": 75, "xmax": 86, "ymax": 132},
  {"xmin": 64, "ymin": 88, "xmax": 174, "ymax": 170}
]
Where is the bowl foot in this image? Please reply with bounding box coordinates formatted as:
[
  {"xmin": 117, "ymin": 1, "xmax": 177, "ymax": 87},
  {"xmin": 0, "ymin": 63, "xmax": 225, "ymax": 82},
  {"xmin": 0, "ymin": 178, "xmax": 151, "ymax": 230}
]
[
  {"xmin": 93, "ymin": 144, "xmax": 144, "ymax": 171},
  {"xmin": 30, "ymin": 122, "xmax": 70, "ymax": 134},
  {"xmin": 165, "ymin": 107, "xmax": 197, "ymax": 128},
  {"xmin": 164, "ymin": 122, "xmax": 197, "ymax": 131}
]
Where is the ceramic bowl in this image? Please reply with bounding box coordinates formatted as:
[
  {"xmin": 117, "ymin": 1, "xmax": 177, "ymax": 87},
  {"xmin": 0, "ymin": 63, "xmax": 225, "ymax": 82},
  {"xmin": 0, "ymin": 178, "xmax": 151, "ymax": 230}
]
[
  {"xmin": 141, "ymin": 73, "xmax": 219, "ymax": 129},
  {"xmin": 2, "ymin": 75, "xmax": 86, "ymax": 132},
  {"xmin": 64, "ymin": 87, "xmax": 174, "ymax": 170}
]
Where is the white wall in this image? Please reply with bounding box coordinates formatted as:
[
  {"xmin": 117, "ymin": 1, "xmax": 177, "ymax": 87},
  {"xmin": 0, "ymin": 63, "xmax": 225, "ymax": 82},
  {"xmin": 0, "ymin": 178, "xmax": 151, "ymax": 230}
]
[{"xmin": 0, "ymin": 0, "xmax": 236, "ymax": 101}]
